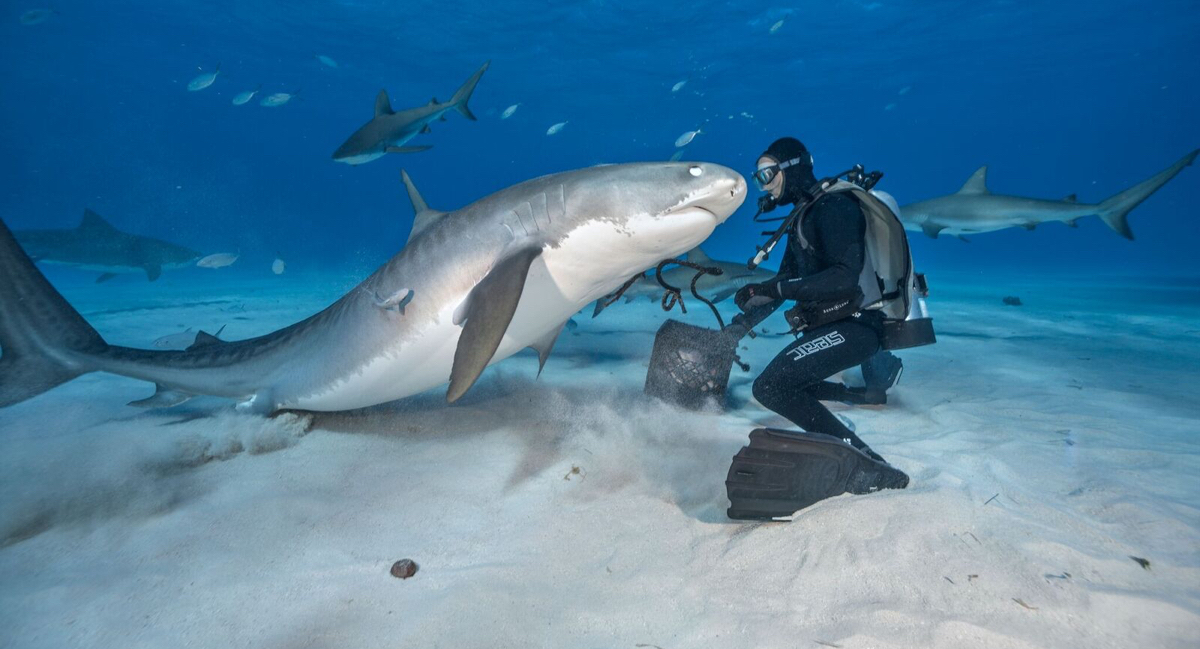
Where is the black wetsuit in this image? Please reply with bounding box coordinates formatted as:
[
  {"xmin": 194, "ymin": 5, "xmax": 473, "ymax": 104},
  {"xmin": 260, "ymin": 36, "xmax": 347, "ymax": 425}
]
[{"xmin": 736, "ymin": 191, "xmax": 888, "ymax": 459}]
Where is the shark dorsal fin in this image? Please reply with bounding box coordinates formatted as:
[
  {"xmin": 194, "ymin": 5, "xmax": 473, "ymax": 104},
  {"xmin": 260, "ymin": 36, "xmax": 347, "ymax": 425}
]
[
  {"xmin": 79, "ymin": 209, "xmax": 118, "ymax": 232},
  {"xmin": 957, "ymin": 166, "xmax": 990, "ymax": 194},
  {"xmin": 429, "ymin": 96, "xmax": 439, "ymax": 106},
  {"xmin": 1063, "ymin": 193, "xmax": 1077, "ymax": 203},
  {"xmin": 400, "ymin": 170, "xmax": 446, "ymax": 243},
  {"xmin": 685, "ymin": 247, "xmax": 713, "ymax": 265},
  {"xmin": 375, "ymin": 90, "xmax": 393, "ymax": 117},
  {"xmin": 186, "ymin": 328, "xmax": 225, "ymax": 351}
]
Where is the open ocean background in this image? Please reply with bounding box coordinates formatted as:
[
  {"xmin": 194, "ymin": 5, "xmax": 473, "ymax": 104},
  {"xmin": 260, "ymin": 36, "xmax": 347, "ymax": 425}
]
[{"xmin": 3, "ymin": 0, "xmax": 1198, "ymax": 282}]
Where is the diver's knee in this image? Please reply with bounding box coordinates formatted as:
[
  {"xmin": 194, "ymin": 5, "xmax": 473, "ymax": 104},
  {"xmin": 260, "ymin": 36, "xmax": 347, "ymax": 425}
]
[{"xmin": 752, "ymin": 373, "xmax": 777, "ymax": 406}]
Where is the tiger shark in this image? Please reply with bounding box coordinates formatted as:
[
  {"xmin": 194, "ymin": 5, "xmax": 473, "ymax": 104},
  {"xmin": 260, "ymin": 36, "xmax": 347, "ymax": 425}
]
[
  {"xmin": 0, "ymin": 162, "xmax": 747, "ymax": 412},
  {"xmin": 13, "ymin": 209, "xmax": 202, "ymax": 282},
  {"xmin": 591, "ymin": 247, "xmax": 775, "ymax": 317},
  {"xmin": 901, "ymin": 149, "xmax": 1197, "ymax": 240},
  {"xmin": 331, "ymin": 61, "xmax": 489, "ymax": 165}
]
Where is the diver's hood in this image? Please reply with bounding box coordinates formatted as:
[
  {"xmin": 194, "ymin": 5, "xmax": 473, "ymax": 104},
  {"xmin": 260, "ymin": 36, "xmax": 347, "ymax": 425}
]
[{"xmin": 762, "ymin": 137, "xmax": 817, "ymax": 204}]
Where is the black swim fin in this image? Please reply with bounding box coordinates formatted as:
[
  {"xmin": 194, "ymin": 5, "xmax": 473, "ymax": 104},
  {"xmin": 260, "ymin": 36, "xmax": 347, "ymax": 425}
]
[{"xmin": 726, "ymin": 428, "xmax": 909, "ymax": 521}]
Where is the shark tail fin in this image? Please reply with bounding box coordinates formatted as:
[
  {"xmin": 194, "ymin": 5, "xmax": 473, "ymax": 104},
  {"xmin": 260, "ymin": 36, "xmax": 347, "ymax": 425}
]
[
  {"xmin": 449, "ymin": 61, "xmax": 490, "ymax": 121},
  {"xmin": 0, "ymin": 219, "xmax": 107, "ymax": 408},
  {"xmin": 1096, "ymin": 148, "xmax": 1197, "ymax": 240}
]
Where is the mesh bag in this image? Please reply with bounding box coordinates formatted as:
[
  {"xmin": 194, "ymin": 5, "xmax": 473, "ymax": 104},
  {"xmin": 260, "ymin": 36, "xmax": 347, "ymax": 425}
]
[{"xmin": 644, "ymin": 319, "xmax": 736, "ymax": 410}]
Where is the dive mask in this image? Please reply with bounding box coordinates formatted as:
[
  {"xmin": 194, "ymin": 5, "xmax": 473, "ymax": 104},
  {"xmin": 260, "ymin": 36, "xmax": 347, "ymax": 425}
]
[{"xmin": 753, "ymin": 156, "xmax": 805, "ymax": 190}]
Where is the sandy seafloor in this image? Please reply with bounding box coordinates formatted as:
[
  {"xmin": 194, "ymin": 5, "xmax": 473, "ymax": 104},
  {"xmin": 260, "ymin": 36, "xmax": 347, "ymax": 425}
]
[{"xmin": 1, "ymin": 268, "xmax": 1198, "ymax": 649}]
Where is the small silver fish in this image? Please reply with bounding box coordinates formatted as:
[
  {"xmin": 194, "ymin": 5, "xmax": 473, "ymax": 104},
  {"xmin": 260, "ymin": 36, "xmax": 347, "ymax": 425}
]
[
  {"xmin": 669, "ymin": 150, "xmax": 685, "ymax": 162},
  {"xmin": 20, "ymin": 8, "xmax": 53, "ymax": 25},
  {"xmin": 770, "ymin": 19, "xmax": 785, "ymax": 34},
  {"xmin": 232, "ymin": 85, "xmax": 261, "ymax": 106},
  {"xmin": 271, "ymin": 257, "xmax": 286, "ymax": 275},
  {"xmin": 152, "ymin": 328, "xmax": 194, "ymax": 350},
  {"xmin": 187, "ymin": 64, "xmax": 220, "ymax": 91},
  {"xmin": 316, "ymin": 54, "xmax": 338, "ymax": 68},
  {"xmin": 260, "ymin": 92, "xmax": 295, "ymax": 107},
  {"xmin": 671, "ymin": 80, "xmax": 687, "ymax": 92},
  {"xmin": 675, "ymin": 128, "xmax": 702, "ymax": 147},
  {"xmin": 501, "ymin": 103, "xmax": 521, "ymax": 119},
  {"xmin": 197, "ymin": 252, "xmax": 239, "ymax": 269},
  {"xmin": 546, "ymin": 121, "xmax": 568, "ymax": 136}
]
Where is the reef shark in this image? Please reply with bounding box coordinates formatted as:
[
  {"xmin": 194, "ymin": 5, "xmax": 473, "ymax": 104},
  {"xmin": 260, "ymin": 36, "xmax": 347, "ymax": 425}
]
[
  {"xmin": 12, "ymin": 209, "xmax": 202, "ymax": 282},
  {"xmin": 331, "ymin": 61, "xmax": 489, "ymax": 165},
  {"xmin": 592, "ymin": 247, "xmax": 775, "ymax": 317},
  {"xmin": 0, "ymin": 162, "xmax": 747, "ymax": 412},
  {"xmin": 901, "ymin": 149, "xmax": 1197, "ymax": 240}
]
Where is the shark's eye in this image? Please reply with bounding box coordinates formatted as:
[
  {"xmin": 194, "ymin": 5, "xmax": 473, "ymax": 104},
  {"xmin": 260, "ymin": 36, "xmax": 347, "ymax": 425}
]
[{"xmin": 688, "ymin": 165, "xmax": 703, "ymax": 177}]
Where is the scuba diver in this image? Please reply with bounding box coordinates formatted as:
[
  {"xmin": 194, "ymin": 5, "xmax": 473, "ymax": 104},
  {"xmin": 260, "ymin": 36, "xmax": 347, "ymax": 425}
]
[{"xmin": 722, "ymin": 137, "xmax": 935, "ymax": 520}]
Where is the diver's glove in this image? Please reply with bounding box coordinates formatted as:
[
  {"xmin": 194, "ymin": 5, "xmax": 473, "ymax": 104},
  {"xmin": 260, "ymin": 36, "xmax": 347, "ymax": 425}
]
[{"xmin": 734, "ymin": 282, "xmax": 780, "ymax": 312}]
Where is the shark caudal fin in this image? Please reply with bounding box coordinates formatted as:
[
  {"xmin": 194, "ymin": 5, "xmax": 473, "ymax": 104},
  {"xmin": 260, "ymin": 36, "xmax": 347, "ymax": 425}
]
[
  {"xmin": 449, "ymin": 61, "xmax": 490, "ymax": 121},
  {"xmin": 1096, "ymin": 148, "xmax": 1197, "ymax": 240},
  {"xmin": 0, "ymin": 219, "xmax": 107, "ymax": 407}
]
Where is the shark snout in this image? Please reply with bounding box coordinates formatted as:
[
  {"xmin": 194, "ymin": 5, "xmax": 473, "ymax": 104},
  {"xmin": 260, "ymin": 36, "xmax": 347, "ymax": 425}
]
[{"xmin": 665, "ymin": 163, "xmax": 748, "ymax": 223}]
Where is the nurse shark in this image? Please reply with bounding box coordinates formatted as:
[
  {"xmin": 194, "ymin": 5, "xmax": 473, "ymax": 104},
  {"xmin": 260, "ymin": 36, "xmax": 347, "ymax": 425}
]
[{"xmin": 0, "ymin": 162, "xmax": 747, "ymax": 412}]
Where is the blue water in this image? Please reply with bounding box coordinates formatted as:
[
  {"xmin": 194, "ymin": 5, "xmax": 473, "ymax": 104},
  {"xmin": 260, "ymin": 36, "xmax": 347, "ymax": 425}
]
[{"xmin": 2, "ymin": 0, "xmax": 1198, "ymax": 280}]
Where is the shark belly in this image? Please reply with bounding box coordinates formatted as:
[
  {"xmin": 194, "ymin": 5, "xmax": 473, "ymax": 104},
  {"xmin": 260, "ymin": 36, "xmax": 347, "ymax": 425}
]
[
  {"xmin": 287, "ymin": 211, "xmax": 717, "ymax": 411},
  {"xmin": 337, "ymin": 151, "xmax": 387, "ymax": 166}
]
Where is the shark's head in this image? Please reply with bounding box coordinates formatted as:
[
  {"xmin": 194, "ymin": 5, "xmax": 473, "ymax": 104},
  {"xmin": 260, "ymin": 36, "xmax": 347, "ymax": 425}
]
[
  {"xmin": 562, "ymin": 162, "xmax": 746, "ymax": 254},
  {"xmin": 545, "ymin": 162, "xmax": 747, "ymax": 296},
  {"xmin": 331, "ymin": 133, "xmax": 386, "ymax": 166}
]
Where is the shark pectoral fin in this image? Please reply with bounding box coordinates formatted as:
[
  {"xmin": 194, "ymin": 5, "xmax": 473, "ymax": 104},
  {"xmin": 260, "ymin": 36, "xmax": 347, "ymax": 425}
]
[
  {"xmin": 1065, "ymin": 218, "xmax": 1080, "ymax": 228},
  {"xmin": 386, "ymin": 145, "xmax": 432, "ymax": 154},
  {"xmin": 143, "ymin": 264, "xmax": 162, "ymax": 281},
  {"xmin": 592, "ymin": 300, "xmax": 606, "ymax": 318},
  {"xmin": 1063, "ymin": 193, "xmax": 1077, "ymax": 203},
  {"xmin": 187, "ymin": 329, "xmax": 226, "ymax": 350},
  {"xmin": 128, "ymin": 384, "xmax": 193, "ymax": 408},
  {"xmin": 921, "ymin": 223, "xmax": 945, "ymax": 239},
  {"xmin": 528, "ymin": 321, "xmax": 568, "ymax": 377},
  {"xmin": 957, "ymin": 235, "xmax": 971, "ymax": 243},
  {"xmin": 1022, "ymin": 223, "xmax": 1037, "ymax": 231},
  {"xmin": 439, "ymin": 114, "xmax": 447, "ymax": 122},
  {"xmin": 420, "ymin": 124, "xmax": 432, "ymax": 134},
  {"xmin": 96, "ymin": 272, "xmax": 118, "ymax": 283},
  {"xmin": 374, "ymin": 90, "xmax": 393, "ymax": 116},
  {"xmin": 447, "ymin": 246, "xmax": 542, "ymax": 403}
]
